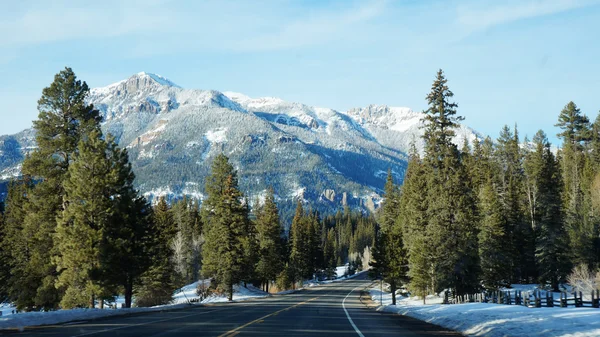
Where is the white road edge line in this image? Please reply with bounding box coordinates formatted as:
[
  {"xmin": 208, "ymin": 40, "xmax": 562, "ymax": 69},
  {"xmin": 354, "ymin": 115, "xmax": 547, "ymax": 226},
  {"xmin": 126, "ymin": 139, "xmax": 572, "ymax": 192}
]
[{"xmin": 342, "ymin": 285, "xmax": 366, "ymax": 337}]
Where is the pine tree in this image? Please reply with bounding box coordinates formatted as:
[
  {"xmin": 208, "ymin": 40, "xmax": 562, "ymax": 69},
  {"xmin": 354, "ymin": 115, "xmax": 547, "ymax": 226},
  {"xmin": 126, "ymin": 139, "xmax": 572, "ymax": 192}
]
[
  {"xmin": 136, "ymin": 197, "xmax": 177, "ymax": 307},
  {"xmin": 0, "ymin": 200, "xmax": 7, "ymax": 299},
  {"xmin": 100, "ymin": 140, "xmax": 154, "ymax": 308},
  {"xmin": 555, "ymin": 101, "xmax": 590, "ymax": 146},
  {"xmin": 0, "ymin": 178, "xmax": 34, "ymax": 309},
  {"xmin": 555, "ymin": 102, "xmax": 596, "ymax": 269},
  {"xmin": 323, "ymin": 228, "xmax": 337, "ymax": 279},
  {"xmin": 418, "ymin": 70, "xmax": 479, "ymax": 296},
  {"xmin": 255, "ymin": 188, "xmax": 284, "ymax": 292},
  {"xmin": 478, "ymin": 179, "xmax": 511, "ymax": 289},
  {"xmin": 289, "ymin": 201, "xmax": 310, "ymax": 283},
  {"xmin": 370, "ymin": 170, "xmax": 407, "ymax": 305},
  {"xmin": 55, "ymin": 130, "xmax": 118, "ymax": 309},
  {"xmin": 17, "ymin": 68, "xmax": 102, "ymax": 309},
  {"xmin": 201, "ymin": 155, "xmax": 249, "ymax": 301},
  {"xmin": 525, "ymin": 130, "xmax": 570, "ymax": 291}
]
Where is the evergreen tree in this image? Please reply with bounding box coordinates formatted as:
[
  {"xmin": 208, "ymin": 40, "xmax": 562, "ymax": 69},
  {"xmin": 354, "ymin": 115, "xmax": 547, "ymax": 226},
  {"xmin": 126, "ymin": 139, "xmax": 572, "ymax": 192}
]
[
  {"xmin": 55, "ymin": 130, "xmax": 118, "ymax": 309},
  {"xmin": 418, "ymin": 70, "xmax": 479, "ymax": 296},
  {"xmin": 323, "ymin": 228, "xmax": 337, "ymax": 279},
  {"xmin": 555, "ymin": 101, "xmax": 590, "ymax": 146},
  {"xmin": 201, "ymin": 155, "xmax": 249, "ymax": 300},
  {"xmin": 555, "ymin": 102, "xmax": 596, "ymax": 269},
  {"xmin": 289, "ymin": 201, "xmax": 310, "ymax": 282},
  {"xmin": 136, "ymin": 197, "xmax": 177, "ymax": 307},
  {"xmin": 370, "ymin": 170, "xmax": 407, "ymax": 305},
  {"xmin": 16, "ymin": 68, "xmax": 102, "ymax": 309},
  {"xmin": 0, "ymin": 200, "xmax": 7, "ymax": 299},
  {"xmin": 525, "ymin": 130, "xmax": 570, "ymax": 290},
  {"xmin": 255, "ymin": 188, "xmax": 284, "ymax": 292},
  {"xmin": 0, "ymin": 179, "xmax": 33, "ymax": 309},
  {"xmin": 100, "ymin": 141, "xmax": 154, "ymax": 308},
  {"xmin": 478, "ymin": 179, "xmax": 511, "ymax": 289}
]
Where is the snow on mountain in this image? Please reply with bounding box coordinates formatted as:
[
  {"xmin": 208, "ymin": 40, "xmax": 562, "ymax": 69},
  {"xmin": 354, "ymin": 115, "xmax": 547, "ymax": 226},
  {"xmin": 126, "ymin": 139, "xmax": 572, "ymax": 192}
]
[
  {"xmin": 346, "ymin": 104, "xmax": 480, "ymax": 155},
  {"xmin": 1, "ymin": 72, "xmax": 481, "ymax": 219}
]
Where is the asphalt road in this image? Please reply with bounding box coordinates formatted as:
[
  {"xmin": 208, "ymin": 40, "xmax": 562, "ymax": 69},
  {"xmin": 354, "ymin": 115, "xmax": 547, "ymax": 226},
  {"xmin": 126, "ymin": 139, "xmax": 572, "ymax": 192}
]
[{"xmin": 5, "ymin": 274, "xmax": 462, "ymax": 337}]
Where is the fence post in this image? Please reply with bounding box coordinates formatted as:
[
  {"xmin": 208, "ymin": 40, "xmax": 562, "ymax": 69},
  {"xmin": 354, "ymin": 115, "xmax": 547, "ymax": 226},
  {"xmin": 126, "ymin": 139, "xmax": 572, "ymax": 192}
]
[
  {"xmin": 594, "ymin": 290, "xmax": 600, "ymax": 308},
  {"xmin": 546, "ymin": 291, "xmax": 553, "ymax": 307},
  {"xmin": 534, "ymin": 290, "xmax": 541, "ymax": 308}
]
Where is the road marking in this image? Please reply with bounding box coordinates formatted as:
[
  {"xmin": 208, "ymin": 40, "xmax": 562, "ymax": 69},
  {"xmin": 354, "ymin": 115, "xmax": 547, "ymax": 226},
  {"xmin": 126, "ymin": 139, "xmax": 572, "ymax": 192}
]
[
  {"xmin": 218, "ymin": 296, "xmax": 319, "ymax": 337},
  {"xmin": 69, "ymin": 308, "xmax": 227, "ymax": 337},
  {"xmin": 343, "ymin": 285, "xmax": 366, "ymax": 337}
]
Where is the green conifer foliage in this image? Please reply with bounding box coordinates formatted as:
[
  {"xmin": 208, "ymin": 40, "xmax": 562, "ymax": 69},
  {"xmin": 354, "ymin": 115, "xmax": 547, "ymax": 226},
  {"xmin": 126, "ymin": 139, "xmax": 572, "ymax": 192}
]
[
  {"xmin": 201, "ymin": 154, "xmax": 249, "ymax": 301},
  {"xmin": 370, "ymin": 170, "xmax": 407, "ymax": 305},
  {"xmin": 14, "ymin": 68, "xmax": 103, "ymax": 310},
  {"xmin": 136, "ymin": 197, "xmax": 178, "ymax": 307},
  {"xmin": 255, "ymin": 188, "xmax": 284, "ymax": 292},
  {"xmin": 525, "ymin": 131, "xmax": 570, "ymax": 291}
]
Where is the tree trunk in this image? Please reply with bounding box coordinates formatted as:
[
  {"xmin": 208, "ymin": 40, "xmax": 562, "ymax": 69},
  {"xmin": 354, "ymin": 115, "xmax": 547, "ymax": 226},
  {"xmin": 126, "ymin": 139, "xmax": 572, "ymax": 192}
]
[
  {"xmin": 391, "ymin": 280, "xmax": 397, "ymax": 305},
  {"xmin": 100, "ymin": 299, "xmax": 104, "ymax": 309},
  {"xmin": 89, "ymin": 294, "xmax": 95, "ymax": 309},
  {"xmin": 125, "ymin": 281, "xmax": 133, "ymax": 308},
  {"xmin": 228, "ymin": 283, "xmax": 234, "ymax": 301},
  {"xmin": 266, "ymin": 282, "xmax": 269, "ymax": 293}
]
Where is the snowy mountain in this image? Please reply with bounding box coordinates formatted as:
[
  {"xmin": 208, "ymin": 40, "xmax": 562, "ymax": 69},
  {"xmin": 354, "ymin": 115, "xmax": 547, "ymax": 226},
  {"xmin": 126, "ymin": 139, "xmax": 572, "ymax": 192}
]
[{"xmin": 0, "ymin": 72, "xmax": 480, "ymax": 219}]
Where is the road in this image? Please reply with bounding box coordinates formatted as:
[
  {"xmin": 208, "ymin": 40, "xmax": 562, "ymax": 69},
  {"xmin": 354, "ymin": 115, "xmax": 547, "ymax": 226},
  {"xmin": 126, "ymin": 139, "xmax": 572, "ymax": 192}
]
[{"xmin": 5, "ymin": 274, "xmax": 462, "ymax": 337}]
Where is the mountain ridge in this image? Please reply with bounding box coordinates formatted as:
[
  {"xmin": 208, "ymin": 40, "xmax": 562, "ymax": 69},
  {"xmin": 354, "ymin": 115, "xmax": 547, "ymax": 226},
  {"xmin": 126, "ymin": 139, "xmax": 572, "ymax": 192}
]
[{"xmin": 0, "ymin": 72, "xmax": 481, "ymax": 221}]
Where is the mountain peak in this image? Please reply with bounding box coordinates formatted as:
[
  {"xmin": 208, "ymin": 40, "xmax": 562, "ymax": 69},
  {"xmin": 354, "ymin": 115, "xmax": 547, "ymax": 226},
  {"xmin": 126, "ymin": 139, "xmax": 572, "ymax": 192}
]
[{"xmin": 133, "ymin": 72, "xmax": 181, "ymax": 88}]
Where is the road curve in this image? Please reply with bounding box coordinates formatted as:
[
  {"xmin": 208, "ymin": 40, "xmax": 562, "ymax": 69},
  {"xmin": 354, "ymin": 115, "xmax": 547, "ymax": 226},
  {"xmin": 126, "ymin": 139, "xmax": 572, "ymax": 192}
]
[{"xmin": 4, "ymin": 274, "xmax": 462, "ymax": 337}]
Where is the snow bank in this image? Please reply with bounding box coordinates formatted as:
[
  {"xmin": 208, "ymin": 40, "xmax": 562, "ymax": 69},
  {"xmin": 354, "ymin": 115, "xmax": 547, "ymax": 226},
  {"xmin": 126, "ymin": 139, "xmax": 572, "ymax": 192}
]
[
  {"xmin": 369, "ymin": 287, "xmax": 600, "ymax": 337},
  {"xmin": 0, "ymin": 280, "xmax": 268, "ymax": 331},
  {"xmin": 201, "ymin": 284, "xmax": 268, "ymax": 304}
]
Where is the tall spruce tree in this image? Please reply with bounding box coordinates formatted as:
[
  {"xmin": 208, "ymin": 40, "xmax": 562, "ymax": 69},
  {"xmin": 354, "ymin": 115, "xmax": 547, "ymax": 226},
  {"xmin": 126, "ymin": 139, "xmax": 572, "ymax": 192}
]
[
  {"xmin": 100, "ymin": 140, "xmax": 154, "ymax": 308},
  {"xmin": 201, "ymin": 155, "xmax": 249, "ymax": 301},
  {"xmin": 136, "ymin": 197, "xmax": 178, "ymax": 307},
  {"xmin": 55, "ymin": 130, "xmax": 118, "ymax": 309},
  {"xmin": 555, "ymin": 102, "xmax": 596, "ymax": 268},
  {"xmin": 525, "ymin": 130, "xmax": 570, "ymax": 290},
  {"xmin": 478, "ymin": 179, "xmax": 511, "ymax": 289},
  {"xmin": 255, "ymin": 188, "xmax": 284, "ymax": 292},
  {"xmin": 370, "ymin": 170, "xmax": 407, "ymax": 305},
  {"xmin": 1, "ymin": 179, "xmax": 33, "ymax": 309},
  {"xmin": 289, "ymin": 201, "xmax": 311, "ymax": 283},
  {"xmin": 419, "ymin": 70, "xmax": 479, "ymax": 296}
]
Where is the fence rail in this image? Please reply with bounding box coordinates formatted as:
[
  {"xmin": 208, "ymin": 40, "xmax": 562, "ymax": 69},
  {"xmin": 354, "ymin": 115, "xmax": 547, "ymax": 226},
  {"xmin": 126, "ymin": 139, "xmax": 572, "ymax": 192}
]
[{"xmin": 444, "ymin": 289, "xmax": 600, "ymax": 309}]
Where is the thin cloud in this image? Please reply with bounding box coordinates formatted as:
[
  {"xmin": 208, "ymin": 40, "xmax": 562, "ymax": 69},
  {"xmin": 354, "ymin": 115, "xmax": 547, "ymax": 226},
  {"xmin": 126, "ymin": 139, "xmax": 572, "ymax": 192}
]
[
  {"xmin": 456, "ymin": 0, "xmax": 600, "ymax": 32},
  {"xmin": 233, "ymin": 0, "xmax": 387, "ymax": 51}
]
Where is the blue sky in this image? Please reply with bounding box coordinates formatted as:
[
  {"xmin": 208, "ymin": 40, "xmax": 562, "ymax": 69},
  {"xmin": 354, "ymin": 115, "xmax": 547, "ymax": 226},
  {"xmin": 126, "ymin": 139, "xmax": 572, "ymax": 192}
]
[{"xmin": 1, "ymin": 0, "xmax": 599, "ymax": 145}]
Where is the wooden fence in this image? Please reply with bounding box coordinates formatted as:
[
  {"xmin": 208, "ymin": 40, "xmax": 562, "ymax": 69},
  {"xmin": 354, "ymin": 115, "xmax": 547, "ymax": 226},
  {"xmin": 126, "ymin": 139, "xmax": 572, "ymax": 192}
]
[{"xmin": 444, "ymin": 289, "xmax": 600, "ymax": 308}]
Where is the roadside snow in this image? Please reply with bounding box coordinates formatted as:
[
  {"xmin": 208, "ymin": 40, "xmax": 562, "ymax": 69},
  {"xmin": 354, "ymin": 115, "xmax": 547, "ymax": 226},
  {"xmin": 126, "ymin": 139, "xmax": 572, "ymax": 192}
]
[
  {"xmin": 0, "ymin": 280, "xmax": 268, "ymax": 331},
  {"xmin": 369, "ymin": 286, "xmax": 600, "ymax": 337},
  {"xmin": 201, "ymin": 284, "xmax": 268, "ymax": 304}
]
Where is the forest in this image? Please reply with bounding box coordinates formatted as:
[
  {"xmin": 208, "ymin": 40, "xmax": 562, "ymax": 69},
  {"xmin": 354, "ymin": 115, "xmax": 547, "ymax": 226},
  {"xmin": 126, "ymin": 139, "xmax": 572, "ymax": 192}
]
[
  {"xmin": 1, "ymin": 67, "xmax": 598, "ymax": 311},
  {"xmin": 371, "ymin": 69, "xmax": 600, "ymax": 305}
]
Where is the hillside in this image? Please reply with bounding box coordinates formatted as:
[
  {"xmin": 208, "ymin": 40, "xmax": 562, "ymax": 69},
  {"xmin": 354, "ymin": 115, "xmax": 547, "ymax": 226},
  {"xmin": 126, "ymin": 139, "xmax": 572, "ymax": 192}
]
[{"xmin": 0, "ymin": 72, "xmax": 480, "ymax": 220}]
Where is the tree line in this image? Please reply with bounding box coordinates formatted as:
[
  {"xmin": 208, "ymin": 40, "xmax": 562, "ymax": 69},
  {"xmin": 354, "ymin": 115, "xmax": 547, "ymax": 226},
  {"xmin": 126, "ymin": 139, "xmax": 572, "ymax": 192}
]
[
  {"xmin": 371, "ymin": 69, "xmax": 600, "ymax": 305},
  {"xmin": 0, "ymin": 67, "xmax": 376, "ymax": 309}
]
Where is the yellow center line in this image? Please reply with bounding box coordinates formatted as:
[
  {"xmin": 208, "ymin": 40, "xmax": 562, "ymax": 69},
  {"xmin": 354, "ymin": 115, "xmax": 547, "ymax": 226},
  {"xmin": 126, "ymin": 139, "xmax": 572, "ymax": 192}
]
[{"xmin": 218, "ymin": 296, "xmax": 320, "ymax": 337}]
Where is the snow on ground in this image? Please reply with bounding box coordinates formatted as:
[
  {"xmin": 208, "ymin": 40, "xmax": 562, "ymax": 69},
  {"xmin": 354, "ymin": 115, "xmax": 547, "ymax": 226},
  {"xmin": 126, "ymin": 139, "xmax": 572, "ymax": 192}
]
[
  {"xmin": 369, "ymin": 286, "xmax": 600, "ymax": 337},
  {"xmin": 201, "ymin": 284, "xmax": 268, "ymax": 304},
  {"xmin": 0, "ymin": 280, "xmax": 268, "ymax": 331}
]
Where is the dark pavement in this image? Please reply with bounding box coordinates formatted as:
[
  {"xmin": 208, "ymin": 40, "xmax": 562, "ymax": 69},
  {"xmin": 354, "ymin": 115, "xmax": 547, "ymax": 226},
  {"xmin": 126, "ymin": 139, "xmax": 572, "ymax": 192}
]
[{"xmin": 4, "ymin": 274, "xmax": 462, "ymax": 337}]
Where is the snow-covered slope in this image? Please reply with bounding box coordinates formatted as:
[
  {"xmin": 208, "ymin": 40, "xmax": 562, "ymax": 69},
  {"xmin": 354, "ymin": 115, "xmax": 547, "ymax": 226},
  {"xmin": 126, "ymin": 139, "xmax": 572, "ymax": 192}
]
[{"xmin": 0, "ymin": 72, "xmax": 481, "ymax": 220}]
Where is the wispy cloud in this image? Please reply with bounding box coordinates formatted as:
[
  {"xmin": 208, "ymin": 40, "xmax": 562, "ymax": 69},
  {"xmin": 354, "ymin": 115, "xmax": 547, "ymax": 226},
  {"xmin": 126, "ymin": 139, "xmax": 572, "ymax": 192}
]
[
  {"xmin": 456, "ymin": 0, "xmax": 600, "ymax": 32},
  {"xmin": 232, "ymin": 0, "xmax": 388, "ymax": 51},
  {"xmin": 0, "ymin": 1, "xmax": 170, "ymax": 47}
]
